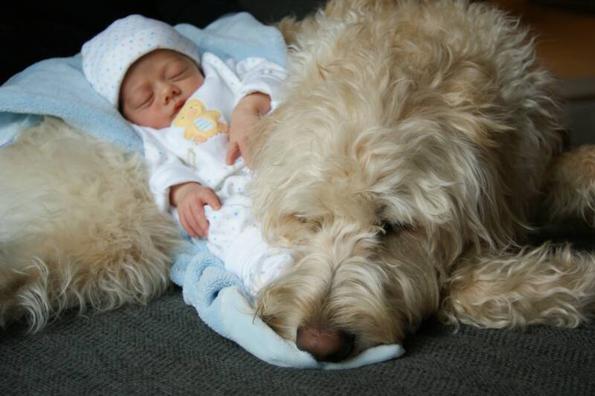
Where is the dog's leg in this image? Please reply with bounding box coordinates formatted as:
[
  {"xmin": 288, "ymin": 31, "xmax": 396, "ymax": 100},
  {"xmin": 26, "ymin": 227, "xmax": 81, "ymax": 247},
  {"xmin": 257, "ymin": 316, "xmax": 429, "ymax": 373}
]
[
  {"xmin": 440, "ymin": 245, "xmax": 595, "ymax": 329},
  {"xmin": 0, "ymin": 256, "xmax": 51, "ymax": 332},
  {"xmin": 544, "ymin": 145, "xmax": 595, "ymax": 227}
]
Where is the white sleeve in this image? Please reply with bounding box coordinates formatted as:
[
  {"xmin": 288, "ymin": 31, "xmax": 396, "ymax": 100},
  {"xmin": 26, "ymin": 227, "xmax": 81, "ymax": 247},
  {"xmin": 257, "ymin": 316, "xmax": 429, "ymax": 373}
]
[
  {"xmin": 233, "ymin": 57, "xmax": 287, "ymax": 110},
  {"xmin": 135, "ymin": 126, "xmax": 202, "ymax": 212}
]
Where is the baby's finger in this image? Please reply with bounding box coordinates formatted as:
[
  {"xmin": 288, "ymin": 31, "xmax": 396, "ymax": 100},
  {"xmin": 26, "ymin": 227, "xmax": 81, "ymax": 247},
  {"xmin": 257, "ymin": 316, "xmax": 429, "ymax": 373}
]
[
  {"xmin": 192, "ymin": 203, "xmax": 210, "ymax": 236},
  {"xmin": 203, "ymin": 190, "xmax": 222, "ymax": 210},
  {"xmin": 185, "ymin": 200, "xmax": 206, "ymax": 236},
  {"xmin": 226, "ymin": 142, "xmax": 240, "ymax": 165},
  {"xmin": 179, "ymin": 212, "xmax": 199, "ymax": 237},
  {"xmin": 188, "ymin": 209, "xmax": 206, "ymax": 237},
  {"xmin": 190, "ymin": 201, "xmax": 209, "ymax": 237}
]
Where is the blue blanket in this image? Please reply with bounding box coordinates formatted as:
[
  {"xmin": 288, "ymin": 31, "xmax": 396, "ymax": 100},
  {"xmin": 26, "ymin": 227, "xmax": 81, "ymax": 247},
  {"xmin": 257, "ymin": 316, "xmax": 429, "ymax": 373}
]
[
  {"xmin": 0, "ymin": 12, "xmax": 404, "ymax": 368},
  {"xmin": 170, "ymin": 239, "xmax": 404, "ymax": 369},
  {"xmin": 0, "ymin": 12, "xmax": 286, "ymax": 152}
]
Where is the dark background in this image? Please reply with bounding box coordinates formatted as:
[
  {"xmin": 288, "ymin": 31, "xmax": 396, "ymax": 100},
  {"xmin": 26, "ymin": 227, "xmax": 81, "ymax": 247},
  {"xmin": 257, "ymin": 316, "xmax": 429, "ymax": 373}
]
[
  {"xmin": 3, "ymin": 0, "xmax": 594, "ymax": 84},
  {"xmin": 0, "ymin": 0, "xmax": 324, "ymax": 84}
]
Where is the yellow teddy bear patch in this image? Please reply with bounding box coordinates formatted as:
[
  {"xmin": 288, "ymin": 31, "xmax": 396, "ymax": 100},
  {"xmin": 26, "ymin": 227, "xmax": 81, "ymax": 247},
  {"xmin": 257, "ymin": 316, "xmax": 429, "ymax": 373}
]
[{"xmin": 173, "ymin": 99, "xmax": 228, "ymax": 143}]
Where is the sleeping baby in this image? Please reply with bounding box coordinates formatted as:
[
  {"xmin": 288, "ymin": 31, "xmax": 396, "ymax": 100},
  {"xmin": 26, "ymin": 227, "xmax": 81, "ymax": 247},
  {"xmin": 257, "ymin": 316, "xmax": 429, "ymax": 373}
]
[{"xmin": 82, "ymin": 14, "xmax": 291, "ymax": 295}]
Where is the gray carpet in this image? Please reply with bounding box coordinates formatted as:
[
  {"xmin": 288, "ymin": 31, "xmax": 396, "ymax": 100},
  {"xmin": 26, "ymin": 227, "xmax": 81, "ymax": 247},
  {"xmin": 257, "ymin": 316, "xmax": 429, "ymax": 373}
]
[{"xmin": 2, "ymin": 287, "xmax": 594, "ymax": 396}]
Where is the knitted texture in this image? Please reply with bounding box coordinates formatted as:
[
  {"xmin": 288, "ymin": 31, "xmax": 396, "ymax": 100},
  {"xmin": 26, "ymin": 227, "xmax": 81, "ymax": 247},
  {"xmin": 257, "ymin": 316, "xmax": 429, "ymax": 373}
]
[{"xmin": 82, "ymin": 14, "xmax": 201, "ymax": 107}]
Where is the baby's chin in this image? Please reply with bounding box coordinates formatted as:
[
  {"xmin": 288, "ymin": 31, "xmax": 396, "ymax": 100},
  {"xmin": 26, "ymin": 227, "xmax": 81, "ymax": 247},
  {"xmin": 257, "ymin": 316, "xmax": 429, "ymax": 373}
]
[
  {"xmin": 158, "ymin": 111, "xmax": 182, "ymax": 129},
  {"xmin": 139, "ymin": 118, "xmax": 172, "ymax": 130}
]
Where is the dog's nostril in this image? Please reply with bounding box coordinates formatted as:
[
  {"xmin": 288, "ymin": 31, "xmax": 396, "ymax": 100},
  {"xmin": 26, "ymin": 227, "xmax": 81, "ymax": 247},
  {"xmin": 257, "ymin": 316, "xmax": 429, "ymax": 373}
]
[{"xmin": 296, "ymin": 326, "xmax": 355, "ymax": 362}]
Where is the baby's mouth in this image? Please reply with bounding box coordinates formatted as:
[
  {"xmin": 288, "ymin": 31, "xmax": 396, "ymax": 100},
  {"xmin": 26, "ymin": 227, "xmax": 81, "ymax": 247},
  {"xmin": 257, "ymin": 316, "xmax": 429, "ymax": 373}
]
[{"xmin": 173, "ymin": 100, "xmax": 186, "ymax": 117}]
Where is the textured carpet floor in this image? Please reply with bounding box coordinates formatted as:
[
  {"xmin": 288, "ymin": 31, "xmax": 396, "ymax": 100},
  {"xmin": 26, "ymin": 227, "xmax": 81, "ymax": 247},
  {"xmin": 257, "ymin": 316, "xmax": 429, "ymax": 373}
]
[{"xmin": 2, "ymin": 287, "xmax": 594, "ymax": 396}]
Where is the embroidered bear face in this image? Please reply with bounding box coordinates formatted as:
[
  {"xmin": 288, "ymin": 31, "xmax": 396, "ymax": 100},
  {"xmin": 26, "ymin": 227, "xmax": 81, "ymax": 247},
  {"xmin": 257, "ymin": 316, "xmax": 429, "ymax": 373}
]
[{"xmin": 173, "ymin": 99, "xmax": 228, "ymax": 143}]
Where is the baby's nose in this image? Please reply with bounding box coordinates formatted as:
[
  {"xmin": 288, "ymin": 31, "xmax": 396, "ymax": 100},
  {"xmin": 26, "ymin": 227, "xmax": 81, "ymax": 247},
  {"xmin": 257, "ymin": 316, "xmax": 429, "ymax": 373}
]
[{"xmin": 161, "ymin": 84, "xmax": 180, "ymax": 103}]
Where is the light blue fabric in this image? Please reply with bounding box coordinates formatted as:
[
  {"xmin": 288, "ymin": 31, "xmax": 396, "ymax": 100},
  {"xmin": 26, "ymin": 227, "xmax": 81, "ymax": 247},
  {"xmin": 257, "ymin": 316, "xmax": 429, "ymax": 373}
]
[
  {"xmin": 0, "ymin": 12, "xmax": 287, "ymax": 154},
  {"xmin": 176, "ymin": 12, "xmax": 286, "ymax": 68},
  {"xmin": 0, "ymin": 12, "xmax": 405, "ymax": 368},
  {"xmin": 170, "ymin": 239, "xmax": 405, "ymax": 369}
]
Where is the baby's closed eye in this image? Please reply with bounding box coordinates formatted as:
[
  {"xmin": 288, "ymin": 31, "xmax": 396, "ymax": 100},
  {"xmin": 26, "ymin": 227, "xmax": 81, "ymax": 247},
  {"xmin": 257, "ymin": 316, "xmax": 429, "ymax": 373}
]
[
  {"xmin": 166, "ymin": 63, "xmax": 188, "ymax": 80},
  {"xmin": 141, "ymin": 94, "xmax": 154, "ymax": 107},
  {"xmin": 131, "ymin": 91, "xmax": 153, "ymax": 109}
]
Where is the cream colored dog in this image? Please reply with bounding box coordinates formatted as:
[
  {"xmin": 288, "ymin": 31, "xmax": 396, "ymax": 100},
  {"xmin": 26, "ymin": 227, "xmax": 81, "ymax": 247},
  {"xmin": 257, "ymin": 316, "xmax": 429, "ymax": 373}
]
[
  {"xmin": 0, "ymin": 119, "xmax": 181, "ymax": 332},
  {"xmin": 247, "ymin": 0, "xmax": 595, "ymax": 361},
  {"xmin": 0, "ymin": 0, "xmax": 593, "ymax": 365}
]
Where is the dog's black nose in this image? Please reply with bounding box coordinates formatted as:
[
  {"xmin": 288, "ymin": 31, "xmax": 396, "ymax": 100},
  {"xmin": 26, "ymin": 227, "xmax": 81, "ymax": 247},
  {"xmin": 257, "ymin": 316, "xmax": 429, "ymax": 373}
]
[{"xmin": 296, "ymin": 326, "xmax": 355, "ymax": 362}]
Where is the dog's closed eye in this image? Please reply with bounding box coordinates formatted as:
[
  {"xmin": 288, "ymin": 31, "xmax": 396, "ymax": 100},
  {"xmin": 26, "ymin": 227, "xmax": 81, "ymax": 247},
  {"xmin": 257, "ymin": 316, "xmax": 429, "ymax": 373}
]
[
  {"xmin": 376, "ymin": 205, "xmax": 411, "ymax": 235},
  {"xmin": 379, "ymin": 221, "xmax": 410, "ymax": 235},
  {"xmin": 293, "ymin": 214, "xmax": 323, "ymax": 231}
]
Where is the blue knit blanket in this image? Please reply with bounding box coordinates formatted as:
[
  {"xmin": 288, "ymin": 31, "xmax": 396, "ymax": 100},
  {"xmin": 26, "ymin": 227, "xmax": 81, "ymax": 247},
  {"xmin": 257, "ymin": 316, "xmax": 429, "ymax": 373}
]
[{"xmin": 0, "ymin": 12, "xmax": 404, "ymax": 368}]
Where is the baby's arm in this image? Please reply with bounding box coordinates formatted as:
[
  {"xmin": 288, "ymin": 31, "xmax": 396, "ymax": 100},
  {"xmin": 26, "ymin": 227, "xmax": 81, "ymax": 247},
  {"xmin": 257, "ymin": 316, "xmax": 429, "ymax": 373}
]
[
  {"xmin": 225, "ymin": 57, "xmax": 287, "ymax": 166},
  {"xmin": 170, "ymin": 182, "xmax": 221, "ymax": 237},
  {"xmin": 134, "ymin": 125, "xmax": 221, "ymax": 237},
  {"xmin": 226, "ymin": 92, "xmax": 271, "ymax": 166}
]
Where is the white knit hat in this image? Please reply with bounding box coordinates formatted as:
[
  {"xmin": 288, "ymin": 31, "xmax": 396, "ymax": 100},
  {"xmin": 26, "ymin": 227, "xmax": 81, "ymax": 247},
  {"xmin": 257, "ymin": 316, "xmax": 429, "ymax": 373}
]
[{"xmin": 82, "ymin": 14, "xmax": 201, "ymax": 107}]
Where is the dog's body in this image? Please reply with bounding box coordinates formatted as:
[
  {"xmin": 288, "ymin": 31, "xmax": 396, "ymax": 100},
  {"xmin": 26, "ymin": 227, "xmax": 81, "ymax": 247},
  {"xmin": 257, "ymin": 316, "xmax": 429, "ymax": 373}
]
[
  {"xmin": 1, "ymin": 0, "xmax": 594, "ymax": 363},
  {"xmin": 0, "ymin": 119, "xmax": 181, "ymax": 331},
  {"xmin": 247, "ymin": 0, "xmax": 595, "ymax": 360}
]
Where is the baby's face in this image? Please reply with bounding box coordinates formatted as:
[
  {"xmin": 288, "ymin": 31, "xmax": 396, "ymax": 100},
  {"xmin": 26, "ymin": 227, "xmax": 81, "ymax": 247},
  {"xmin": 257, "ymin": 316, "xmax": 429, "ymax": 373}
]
[{"xmin": 120, "ymin": 49, "xmax": 204, "ymax": 128}]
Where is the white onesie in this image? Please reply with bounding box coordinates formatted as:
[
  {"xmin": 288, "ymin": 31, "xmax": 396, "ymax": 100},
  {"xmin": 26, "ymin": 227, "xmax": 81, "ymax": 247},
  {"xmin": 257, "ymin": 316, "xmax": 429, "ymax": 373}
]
[{"xmin": 134, "ymin": 52, "xmax": 291, "ymax": 295}]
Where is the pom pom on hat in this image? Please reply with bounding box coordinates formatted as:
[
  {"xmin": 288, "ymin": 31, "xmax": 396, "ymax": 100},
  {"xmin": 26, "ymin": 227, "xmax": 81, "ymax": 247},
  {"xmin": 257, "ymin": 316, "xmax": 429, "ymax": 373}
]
[{"xmin": 82, "ymin": 14, "xmax": 200, "ymax": 107}]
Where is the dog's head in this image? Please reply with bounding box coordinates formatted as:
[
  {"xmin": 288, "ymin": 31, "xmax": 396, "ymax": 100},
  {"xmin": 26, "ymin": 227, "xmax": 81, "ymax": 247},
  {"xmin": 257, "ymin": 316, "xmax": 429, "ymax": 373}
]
[
  {"xmin": 247, "ymin": 0, "xmax": 557, "ymax": 361},
  {"xmin": 248, "ymin": 63, "xmax": 496, "ymax": 359}
]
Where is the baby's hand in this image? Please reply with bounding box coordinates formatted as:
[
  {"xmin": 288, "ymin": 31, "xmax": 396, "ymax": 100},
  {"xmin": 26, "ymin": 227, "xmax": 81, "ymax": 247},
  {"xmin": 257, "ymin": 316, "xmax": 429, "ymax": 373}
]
[
  {"xmin": 170, "ymin": 182, "xmax": 221, "ymax": 237},
  {"xmin": 226, "ymin": 93, "xmax": 271, "ymax": 166}
]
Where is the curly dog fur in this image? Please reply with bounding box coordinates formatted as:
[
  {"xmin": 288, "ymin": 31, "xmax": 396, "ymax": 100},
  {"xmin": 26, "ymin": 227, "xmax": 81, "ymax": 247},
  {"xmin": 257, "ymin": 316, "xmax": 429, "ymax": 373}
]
[
  {"xmin": 0, "ymin": 119, "xmax": 181, "ymax": 331},
  {"xmin": 247, "ymin": 0, "xmax": 595, "ymax": 360},
  {"xmin": 0, "ymin": 0, "xmax": 593, "ymax": 363}
]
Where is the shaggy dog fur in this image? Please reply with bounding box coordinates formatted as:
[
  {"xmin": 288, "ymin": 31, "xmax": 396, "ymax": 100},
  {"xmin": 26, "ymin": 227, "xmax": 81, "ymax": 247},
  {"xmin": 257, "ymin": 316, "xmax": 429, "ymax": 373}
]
[
  {"xmin": 0, "ymin": 119, "xmax": 181, "ymax": 332},
  {"xmin": 247, "ymin": 0, "xmax": 595, "ymax": 361},
  {"xmin": 0, "ymin": 0, "xmax": 594, "ymax": 364}
]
